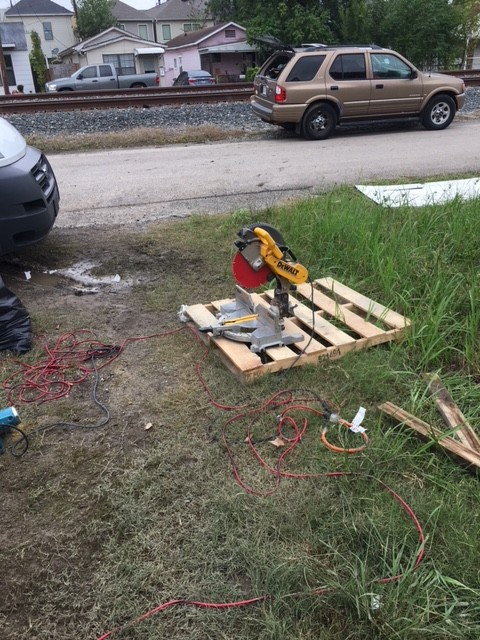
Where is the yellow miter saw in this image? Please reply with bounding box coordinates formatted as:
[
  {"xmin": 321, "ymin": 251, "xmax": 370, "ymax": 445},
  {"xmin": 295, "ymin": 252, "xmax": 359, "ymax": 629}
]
[{"xmin": 182, "ymin": 224, "xmax": 309, "ymax": 352}]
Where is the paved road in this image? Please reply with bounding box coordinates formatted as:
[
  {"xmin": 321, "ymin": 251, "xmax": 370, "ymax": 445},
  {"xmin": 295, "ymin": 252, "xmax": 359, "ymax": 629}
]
[{"xmin": 49, "ymin": 119, "xmax": 480, "ymax": 228}]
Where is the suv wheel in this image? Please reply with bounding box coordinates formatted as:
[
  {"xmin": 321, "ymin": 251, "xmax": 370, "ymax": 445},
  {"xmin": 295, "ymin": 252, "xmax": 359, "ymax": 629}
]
[
  {"xmin": 302, "ymin": 103, "xmax": 337, "ymax": 140},
  {"xmin": 422, "ymin": 94, "xmax": 455, "ymax": 130}
]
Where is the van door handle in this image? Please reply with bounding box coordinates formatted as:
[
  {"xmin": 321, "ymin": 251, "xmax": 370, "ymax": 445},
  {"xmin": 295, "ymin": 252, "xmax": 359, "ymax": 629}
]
[
  {"xmin": 330, "ymin": 85, "xmax": 338, "ymax": 90},
  {"xmin": 375, "ymin": 84, "xmax": 384, "ymax": 89}
]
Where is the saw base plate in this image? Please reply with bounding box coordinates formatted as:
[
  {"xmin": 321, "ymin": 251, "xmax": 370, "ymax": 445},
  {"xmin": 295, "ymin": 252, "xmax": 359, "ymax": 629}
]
[{"xmin": 213, "ymin": 285, "xmax": 303, "ymax": 352}]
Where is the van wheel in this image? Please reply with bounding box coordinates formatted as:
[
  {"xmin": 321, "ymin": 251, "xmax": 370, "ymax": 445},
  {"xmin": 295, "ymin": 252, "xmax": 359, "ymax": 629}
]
[
  {"xmin": 422, "ymin": 94, "xmax": 455, "ymax": 130},
  {"xmin": 302, "ymin": 103, "xmax": 337, "ymax": 140}
]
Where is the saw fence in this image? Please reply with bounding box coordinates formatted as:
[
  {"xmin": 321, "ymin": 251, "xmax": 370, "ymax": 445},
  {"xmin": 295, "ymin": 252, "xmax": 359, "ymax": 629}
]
[{"xmin": 182, "ymin": 277, "xmax": 410, "ymax": 383}]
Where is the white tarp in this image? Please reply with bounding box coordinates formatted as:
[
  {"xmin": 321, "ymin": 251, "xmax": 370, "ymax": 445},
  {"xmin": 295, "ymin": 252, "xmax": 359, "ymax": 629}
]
[{"xmin": 355, "ymin": 177, "xmax": 480, "ymax": 207}]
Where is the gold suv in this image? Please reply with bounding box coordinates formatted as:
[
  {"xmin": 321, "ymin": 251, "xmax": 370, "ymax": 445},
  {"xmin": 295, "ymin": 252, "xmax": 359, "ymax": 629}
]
[{"xmin": 250, "ymin": 44, "xmax": 465, "ymax": 140}]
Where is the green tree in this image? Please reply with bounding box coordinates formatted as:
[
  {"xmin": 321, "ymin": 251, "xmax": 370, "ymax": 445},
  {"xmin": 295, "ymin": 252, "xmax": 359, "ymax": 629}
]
[
  {"xmin": 208, "ymin": 0, "xmax": 332, "ymax": 48},
  {"xmin": 208, "ymin": 0, "xmax": 465, "ymax": 68},
  {"xmin": 29, "ymin": 30, "xmax": 47, "ymax": 92},
  {"xmin": 75, "ymin": 0, "xmax": 117, "ymax": 40},
  {"xmin": 380, "ymin": 0, "xmax": 460, "ymax": 68},
  {"xmin": 453, "ymin": 0, "xmax": 480, "ymax": 67},
  {"xmin": 339, "ymin": 0, "xmax": 370, "ymax": 43}
]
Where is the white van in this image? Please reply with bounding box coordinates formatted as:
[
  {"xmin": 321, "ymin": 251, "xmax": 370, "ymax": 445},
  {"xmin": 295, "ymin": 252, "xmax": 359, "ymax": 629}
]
[{"xmin": 0, "ymin": 118, "xmax": 60, "ymax": 255}]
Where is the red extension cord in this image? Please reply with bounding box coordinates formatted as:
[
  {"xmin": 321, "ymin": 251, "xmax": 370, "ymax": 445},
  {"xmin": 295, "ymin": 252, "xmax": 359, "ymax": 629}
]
[{"xmin": 1, "ymin": 328, "xmax": 426, "ymax": 638}]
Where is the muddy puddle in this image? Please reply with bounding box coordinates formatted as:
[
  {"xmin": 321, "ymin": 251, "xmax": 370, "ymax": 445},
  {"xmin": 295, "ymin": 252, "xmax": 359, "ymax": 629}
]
[{"xmin": 0, "ymin": 260, "xmax": 130, "ymax": 292}]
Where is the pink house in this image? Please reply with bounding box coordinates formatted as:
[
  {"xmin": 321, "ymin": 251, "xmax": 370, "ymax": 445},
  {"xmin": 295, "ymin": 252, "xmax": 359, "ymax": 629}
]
[{"xmin": 163, "ymin": 22, "xmax": 257, "ymax": 86}]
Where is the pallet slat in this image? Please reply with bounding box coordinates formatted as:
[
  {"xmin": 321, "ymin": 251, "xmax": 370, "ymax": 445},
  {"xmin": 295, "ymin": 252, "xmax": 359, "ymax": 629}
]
[
  {"xmin": 315, "ymin": 278, "xmax": 410, "ymax": 329},
  {"xmin": 182, "ymin": 280, "xmax": 409, "ymax": 383},
  {"xmin": 296, "ymin": 283, "xmax": 384, "ymax": 338},
  {"xmin": 263, "ymin": 290, "xmax": 356, "ymax": 347}
]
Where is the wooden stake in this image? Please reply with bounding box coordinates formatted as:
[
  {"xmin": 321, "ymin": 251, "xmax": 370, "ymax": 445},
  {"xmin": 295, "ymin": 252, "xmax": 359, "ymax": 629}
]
[
  {"xmin": 378, "ymin": 401, "xmax": 480, "ymax": 470},
  {"xmin": 423, "ymin": 373, "xmax": 480, "ymax": 454}
]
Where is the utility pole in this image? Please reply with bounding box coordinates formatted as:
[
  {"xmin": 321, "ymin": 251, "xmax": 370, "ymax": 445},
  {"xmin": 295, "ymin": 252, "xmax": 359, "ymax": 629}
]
[
  {"xmin": 72, "ymin": 0, "xmax": 79, "ymax": 23},
  {"xmin": 0, "ymin": 27, "xmax": 11, "ymax": 96}
]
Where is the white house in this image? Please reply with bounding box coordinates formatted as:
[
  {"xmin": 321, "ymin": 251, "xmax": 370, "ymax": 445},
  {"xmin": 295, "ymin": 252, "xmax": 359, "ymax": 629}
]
[
  {"xmin": 112, "ymin": 0, "xmax": 156, "ymax": 43},
  {"xmin": 145, "ymin": 0, "xmax": 213, "ymax": 43},
  {"xmin": 57, "ymin": 26, "xmax": 166, "ymax": 83},
  {"xmin": 0, "ymin": 22, "xmax": 35, "ymax": 94},
  {"xmin": 4, "ymin": 0, "xmax": 75, "ymax": 61},
  {"xmin": 163, "ymin": 21, "xmax": 256, "ymax": 86}
]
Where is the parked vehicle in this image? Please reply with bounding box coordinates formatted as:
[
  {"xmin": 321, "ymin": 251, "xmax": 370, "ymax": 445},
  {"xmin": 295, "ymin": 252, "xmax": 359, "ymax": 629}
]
[
  {"xmin": 250, "ymin": 43, "xmax": 466, "ymax": 140},
  {"xmin": 0, "ymin": 118, "xmax": 59, "ymax": 256},
  {"xmin": 45, "ymin": 63, "xmax": 159, "ymax": 92},
  {"xmin": 173, "ymin": 70, "xmax": 215, "ymax": 86}
]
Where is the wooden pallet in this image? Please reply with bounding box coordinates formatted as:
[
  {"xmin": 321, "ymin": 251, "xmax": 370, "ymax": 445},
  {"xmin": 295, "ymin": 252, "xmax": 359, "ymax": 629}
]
[{"xmin": 183, "ymin": 277, "xmax": 410, "ymax": 383}]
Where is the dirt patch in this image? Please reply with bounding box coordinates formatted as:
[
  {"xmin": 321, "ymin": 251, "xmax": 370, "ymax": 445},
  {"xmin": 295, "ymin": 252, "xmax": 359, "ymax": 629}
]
[{"xmin": 0, "ymin": 222, "xmax": 202, "ymax": 639}]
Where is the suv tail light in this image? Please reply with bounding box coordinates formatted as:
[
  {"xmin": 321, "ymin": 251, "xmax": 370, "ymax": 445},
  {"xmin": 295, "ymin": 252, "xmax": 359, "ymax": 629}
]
[{"xmin": 275, "ymin": 85, "xmax": 287, "ymax": 103}]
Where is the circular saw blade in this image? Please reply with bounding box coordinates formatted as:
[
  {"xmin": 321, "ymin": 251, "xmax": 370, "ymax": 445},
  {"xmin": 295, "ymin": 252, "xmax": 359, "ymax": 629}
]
[{"xmin": 232, "ymin": 251, "xmax": 271, "ymax": 289}]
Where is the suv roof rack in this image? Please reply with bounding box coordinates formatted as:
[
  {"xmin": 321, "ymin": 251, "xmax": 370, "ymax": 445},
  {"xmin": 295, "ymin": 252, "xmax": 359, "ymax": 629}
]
[
  {"xmin": 302, "ymin": 43, "xmax": 384, "ymax": 51},
  {"xmin": 301, "ymin": 43, "xmax": 328, "ymax": 49}
]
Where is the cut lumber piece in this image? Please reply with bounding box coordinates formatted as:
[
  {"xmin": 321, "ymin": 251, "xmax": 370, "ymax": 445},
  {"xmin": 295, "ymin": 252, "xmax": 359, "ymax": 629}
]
[
  {"xmin": 378, "ymin": 401, "xmax": 480, "ymax": 470},
  {"xmin": 423, "ymin": 373, "xmax": 480, "ymax": 454}
]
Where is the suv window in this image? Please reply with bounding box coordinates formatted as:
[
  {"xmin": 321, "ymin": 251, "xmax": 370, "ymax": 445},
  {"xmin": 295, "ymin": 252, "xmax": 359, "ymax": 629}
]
[
  {"xmin": 371, "ymin": 53, "xmax": 412, "ymax": 79},
  {"xmin": 329, "ymin": 54, "xmax": 366, "ymax": 81},
  {"xmin": 285, "ymin": 55, "xmax": 325, "ymax": 82}
]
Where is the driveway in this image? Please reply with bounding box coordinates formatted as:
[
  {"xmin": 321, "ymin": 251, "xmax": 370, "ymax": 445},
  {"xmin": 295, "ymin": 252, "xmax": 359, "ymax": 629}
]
[{"xmin": 49, "ymin": 119, "xmax": 480, "ymax": 228}]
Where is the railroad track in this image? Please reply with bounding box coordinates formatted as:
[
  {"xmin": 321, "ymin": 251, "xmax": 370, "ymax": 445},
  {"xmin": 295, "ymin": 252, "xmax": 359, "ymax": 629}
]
[
  {"xmin": 0, "ymin": 84, "xmax": 254, "ymax": 114},
  {"xmin": 0, "ymin": 72, "xmax": 479, "ymax": 114}
]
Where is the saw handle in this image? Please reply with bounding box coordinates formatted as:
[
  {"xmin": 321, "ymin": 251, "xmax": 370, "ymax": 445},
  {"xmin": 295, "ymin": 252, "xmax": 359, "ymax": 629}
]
[{"xmin": 253, "ymin": 226, "xmax": 284, "ymax": 260}]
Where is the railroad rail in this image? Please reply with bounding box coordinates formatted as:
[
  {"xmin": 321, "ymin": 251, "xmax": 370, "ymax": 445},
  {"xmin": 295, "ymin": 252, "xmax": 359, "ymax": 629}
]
[
  {"xmin": 0, "ymin": 72, "xmax": 479, "ymax": 114},
  {"xmin": 0, "ymin": 84, "xmax": 254, "ymax": 114}
]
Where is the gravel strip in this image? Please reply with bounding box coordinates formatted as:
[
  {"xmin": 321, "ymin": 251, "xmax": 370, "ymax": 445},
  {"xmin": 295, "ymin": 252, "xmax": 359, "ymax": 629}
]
[{"xmin": 5, "ymin": 87, "xmax": 480, "ymax": 138}]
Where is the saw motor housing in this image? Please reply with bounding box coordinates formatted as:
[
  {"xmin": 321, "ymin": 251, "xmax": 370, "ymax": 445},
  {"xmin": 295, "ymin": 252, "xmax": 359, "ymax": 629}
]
[
  {"xmin": 234, "ymin": 225, "xmax": 308, "ymax": 318},
  {"xmin": 209, "ymin": 224, "xmax": 309, "ymax": 352}
]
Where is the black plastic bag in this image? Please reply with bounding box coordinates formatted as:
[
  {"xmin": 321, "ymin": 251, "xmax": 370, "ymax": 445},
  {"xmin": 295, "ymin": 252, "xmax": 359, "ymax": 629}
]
[{"xmin": 0, "ymin": 276, "xmax": 32, "ymax": 354}]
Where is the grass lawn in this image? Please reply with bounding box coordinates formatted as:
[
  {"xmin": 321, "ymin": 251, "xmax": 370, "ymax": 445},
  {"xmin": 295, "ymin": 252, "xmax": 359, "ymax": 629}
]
[{"xmin": 1, "ymin": 185, "xmax": 479, "ymax": 640}]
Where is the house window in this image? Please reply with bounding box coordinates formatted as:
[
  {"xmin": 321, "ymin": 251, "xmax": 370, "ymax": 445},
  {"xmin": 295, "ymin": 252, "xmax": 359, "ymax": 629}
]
[
  {"xmin": 43, "ymin": 21, "xmax": 53, "ymax": 41},
  {"xmin": 225, "ymin": 29, "xmax": 236, "ymax": 38},
  {"xmin": 103, "ymin": 54, "xmax": 135, "ymax": 76},
  {"xmin": 211, "ymin": 53, "xmax": 221, "ymax": 63},
  {"xmin": 118, "ymin": 23, "xmax": 126, "ymax": 30},
  {"xmin": 138, "ymin": 24, "xmax": 148, "ymax": 40},
  {"xmin": 183, "ymin": 23, "xmax": 201, "ymax": 33},
  {"xmin": 162, "ymin": 24, "xmax": 171, "ymax": 40},
  {"xmin": 0, "ymin": 54, "xmax": 16, "ymax": 87}
]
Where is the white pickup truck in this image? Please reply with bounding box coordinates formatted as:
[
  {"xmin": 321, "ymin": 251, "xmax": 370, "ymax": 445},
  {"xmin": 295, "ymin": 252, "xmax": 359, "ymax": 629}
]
[{"xmin": 45, "ymin": 63, "xmax": 159, "ymax": 92}]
